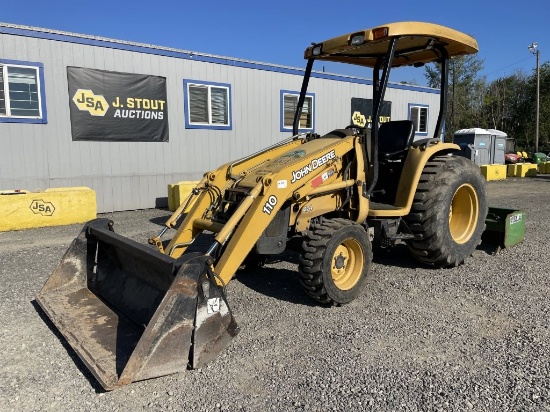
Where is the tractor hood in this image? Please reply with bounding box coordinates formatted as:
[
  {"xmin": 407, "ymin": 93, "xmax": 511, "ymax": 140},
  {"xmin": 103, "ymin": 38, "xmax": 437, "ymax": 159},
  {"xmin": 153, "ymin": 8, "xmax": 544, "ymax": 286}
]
[{"xmin": 238, "ymin": 136, "xmax": 346, "ymax": 188}]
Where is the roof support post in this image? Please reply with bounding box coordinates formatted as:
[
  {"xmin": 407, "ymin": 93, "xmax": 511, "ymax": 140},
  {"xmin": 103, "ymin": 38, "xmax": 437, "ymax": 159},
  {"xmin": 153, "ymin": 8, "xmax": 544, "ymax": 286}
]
[
  {"xmin": 365, "ymin": 37, "xmax": 397, "ymax": 197},
  {"xmin": 434, "ymin": 46, "xmax": 449, "ymax": 140},
  {"xmin": 293, "ymin": 59, "xmax": 315, "ymax": 136}
]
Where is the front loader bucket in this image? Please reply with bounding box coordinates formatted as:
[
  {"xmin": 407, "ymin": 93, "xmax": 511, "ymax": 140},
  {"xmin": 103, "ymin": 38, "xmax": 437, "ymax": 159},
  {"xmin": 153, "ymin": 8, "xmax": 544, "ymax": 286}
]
[{"xmin": 35, "ymin": 218, "xmax": 238, "ymax": 390}]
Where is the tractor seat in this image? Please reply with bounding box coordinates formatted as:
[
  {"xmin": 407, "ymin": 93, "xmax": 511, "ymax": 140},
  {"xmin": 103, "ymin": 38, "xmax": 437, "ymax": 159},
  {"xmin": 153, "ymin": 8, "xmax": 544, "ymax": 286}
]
[
  {"xmin": 378, "ymin": 120, "xmax": 415, "ymax": 160},
  {"xmin": 320, "ymin": 128, "xmax": 356, "ymax": 139}
]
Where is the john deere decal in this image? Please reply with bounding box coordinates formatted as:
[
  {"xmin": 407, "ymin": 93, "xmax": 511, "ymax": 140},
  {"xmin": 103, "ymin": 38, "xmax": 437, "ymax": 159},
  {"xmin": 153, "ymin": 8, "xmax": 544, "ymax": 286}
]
[{"xmin": 290, "ymin": 150, "xmax": 336, "ymax": 183}]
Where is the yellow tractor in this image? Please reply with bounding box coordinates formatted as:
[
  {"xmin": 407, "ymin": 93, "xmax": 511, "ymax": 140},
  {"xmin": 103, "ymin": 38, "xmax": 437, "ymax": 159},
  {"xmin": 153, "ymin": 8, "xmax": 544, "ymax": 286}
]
[{"xmin": 37, "ymin": 22, "xmax": 486, "ymax": 390}]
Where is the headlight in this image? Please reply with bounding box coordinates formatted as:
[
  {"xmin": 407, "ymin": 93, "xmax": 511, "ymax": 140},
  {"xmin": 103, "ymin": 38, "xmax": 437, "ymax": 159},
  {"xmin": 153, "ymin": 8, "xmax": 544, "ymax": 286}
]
[
  {"xmin": 350, "ymin": 33, "xmax": 365, "ymax": 46},
  {"xmin": 311, "ymin": 44, "xmax": 323, "ymax": 56}
]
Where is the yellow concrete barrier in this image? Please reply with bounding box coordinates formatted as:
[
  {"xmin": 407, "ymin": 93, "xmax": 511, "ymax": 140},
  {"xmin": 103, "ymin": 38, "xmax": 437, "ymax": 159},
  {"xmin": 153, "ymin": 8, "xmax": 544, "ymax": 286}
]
[
  {"xmin": 480, "ymin": 164, "xmax": 507, "ymax": 181},
  {"xmin": 538, "ymin": 162, "xmax": 550, "ymax": 174},
  {"xmin": 167, "ymin": 181, "xmax": 199, "ymax": 212},
  {"xmin": 507, "ymin": 164, "xmax": 519, "ymax": 177},
  {"xmin": 517, "ymin": 163, "xmax": 538, "ymax": 177},
  {"xmin": 0, "ymin": 187, "xmax": 96, "ymax": 231}
]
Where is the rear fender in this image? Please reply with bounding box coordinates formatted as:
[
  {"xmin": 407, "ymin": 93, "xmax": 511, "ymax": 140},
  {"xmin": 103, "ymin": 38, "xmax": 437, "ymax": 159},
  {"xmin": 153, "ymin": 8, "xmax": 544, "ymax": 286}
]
[{"xmin": 394, "ymin": 142, "xmax": 459, "ymax": 211}]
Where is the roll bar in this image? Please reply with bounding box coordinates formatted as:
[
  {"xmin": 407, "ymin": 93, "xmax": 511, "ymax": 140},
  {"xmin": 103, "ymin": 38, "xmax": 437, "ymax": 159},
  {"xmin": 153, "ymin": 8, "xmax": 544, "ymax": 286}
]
[{"xmin": 292, "ymin": 36, "xmax": 450, "ymax": 198}]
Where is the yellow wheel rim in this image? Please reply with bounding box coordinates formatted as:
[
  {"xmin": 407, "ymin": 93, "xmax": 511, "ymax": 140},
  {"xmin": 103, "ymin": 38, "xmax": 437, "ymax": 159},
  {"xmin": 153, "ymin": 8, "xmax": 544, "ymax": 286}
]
[
  {"xmin": 330, "ymin": 239, "xmax": 364, "ymax": 290},
  {"xmin": 449, "ymin": 183, "xmax": 479, "ymax": 244}
]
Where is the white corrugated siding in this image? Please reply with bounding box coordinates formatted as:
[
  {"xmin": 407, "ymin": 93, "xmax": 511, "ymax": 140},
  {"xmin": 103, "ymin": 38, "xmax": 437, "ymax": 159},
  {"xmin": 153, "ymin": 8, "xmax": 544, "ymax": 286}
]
[{"xmin": 0, "ymin": 27, "xmax": 441, "ymax": 212}]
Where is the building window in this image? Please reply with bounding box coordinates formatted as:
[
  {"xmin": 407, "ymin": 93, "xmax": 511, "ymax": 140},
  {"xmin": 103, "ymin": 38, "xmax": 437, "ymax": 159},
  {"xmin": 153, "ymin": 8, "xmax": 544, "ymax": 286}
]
[
  {"xmin": 0, "ymin": 60, "xmax": 47, "ymax": 124},
  {"xmin": 409, "ymin": 104, "xmax": 428, "ymax": 135},
  {"xmin": 280, "ymin": 90, "xmax": 314, "ymax": 132},
  {"xmin": 184, "ymin": 80, "xmax": 231, "ymax": 130}
]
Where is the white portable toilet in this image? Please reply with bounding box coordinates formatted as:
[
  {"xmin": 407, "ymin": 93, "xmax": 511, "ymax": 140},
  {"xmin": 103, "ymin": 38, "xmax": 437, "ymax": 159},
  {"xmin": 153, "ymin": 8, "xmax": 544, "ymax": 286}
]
[
  {"xmin": 453, "ymin": 128, "xmax": 492, "ymax": 165},
  {"xmin": 487, "ymin": 129, "xmax": 507, "ymax": 165}
]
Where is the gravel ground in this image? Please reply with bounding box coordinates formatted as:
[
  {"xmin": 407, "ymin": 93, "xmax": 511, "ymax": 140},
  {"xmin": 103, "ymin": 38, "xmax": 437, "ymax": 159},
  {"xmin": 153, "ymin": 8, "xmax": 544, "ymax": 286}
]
[{"xmin": 1, "ymin": 176, "xmax": 549, "ymax": 411}]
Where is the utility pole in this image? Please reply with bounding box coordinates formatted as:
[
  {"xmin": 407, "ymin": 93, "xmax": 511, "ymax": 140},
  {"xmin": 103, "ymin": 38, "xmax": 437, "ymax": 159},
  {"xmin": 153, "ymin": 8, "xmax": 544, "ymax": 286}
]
[{"xmin": 528, "ymin": 42, "xmax": 540, "ymax": 152}]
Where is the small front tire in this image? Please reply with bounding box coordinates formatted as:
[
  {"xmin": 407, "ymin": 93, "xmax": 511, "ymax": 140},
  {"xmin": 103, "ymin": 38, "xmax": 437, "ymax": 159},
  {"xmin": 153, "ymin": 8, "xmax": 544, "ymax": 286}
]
[{"xmin": 299, "ymin": 218, "xmax": 372, "ymax": 305}]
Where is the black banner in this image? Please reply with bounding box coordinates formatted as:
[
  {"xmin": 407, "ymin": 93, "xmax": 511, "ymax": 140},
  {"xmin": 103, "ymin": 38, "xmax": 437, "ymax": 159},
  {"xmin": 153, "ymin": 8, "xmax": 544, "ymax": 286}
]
[
  {"xmin": 350, "ymin": 98, "xmax": 392, "ymax": 128},
  {"xmin": 67, "ymin": 67, "xmax": 168, "ymax": 142}
]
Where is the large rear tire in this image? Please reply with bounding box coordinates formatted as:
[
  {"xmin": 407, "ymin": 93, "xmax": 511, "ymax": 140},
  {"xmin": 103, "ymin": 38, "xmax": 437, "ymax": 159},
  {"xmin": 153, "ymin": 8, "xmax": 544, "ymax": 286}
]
[
  {"xmin": 299, "ymin": 218, "xmax": 372, "ymax": 305},
  {"xmin": 405, "ymin": 155, "xmax": 487, "ymax": 268}
]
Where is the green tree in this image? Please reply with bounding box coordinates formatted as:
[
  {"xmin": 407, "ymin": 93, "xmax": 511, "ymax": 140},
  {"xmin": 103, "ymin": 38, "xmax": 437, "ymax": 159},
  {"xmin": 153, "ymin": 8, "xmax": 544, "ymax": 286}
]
[
  {"xmin": 424, "ymin": 55, "xmax": 485, "ymax": 141},
  {"xmin": 481, "ymin": 71, "xmax": 528, "ymax": 135},
  {"xmin": 518, "ymin": 62, "xmax": 550, "ymax": 152},
  {"xmin": 485, "ymin": 71, "xmax": 531, "ymax": 150},
  {"xmin": 485, "ymin": 63, "xmax": 550, "ymax": 152}
]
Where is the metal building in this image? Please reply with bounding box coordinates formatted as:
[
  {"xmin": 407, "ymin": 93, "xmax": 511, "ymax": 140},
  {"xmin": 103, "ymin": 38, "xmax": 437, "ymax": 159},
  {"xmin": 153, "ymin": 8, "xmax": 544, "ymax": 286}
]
[{"xmin": 0, "ymin": 23, "xmax": 442, "ymax": 213}]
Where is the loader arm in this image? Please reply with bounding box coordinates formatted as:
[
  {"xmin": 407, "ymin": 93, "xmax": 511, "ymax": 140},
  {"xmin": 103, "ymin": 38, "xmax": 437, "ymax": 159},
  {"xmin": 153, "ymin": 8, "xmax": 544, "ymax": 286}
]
[
  {"xmin": 165, "ymin": 137, "xmax": 306, "ymax": 258},
  {"xmin": 161, "ymin": 133, "xmax": 367, "ymax": 286},
  {"xmin": 213, "ymin": 136, "xmax": 361, "ymax": 284}
]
